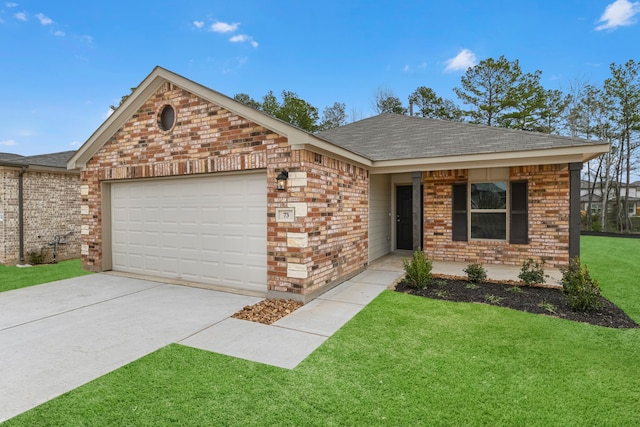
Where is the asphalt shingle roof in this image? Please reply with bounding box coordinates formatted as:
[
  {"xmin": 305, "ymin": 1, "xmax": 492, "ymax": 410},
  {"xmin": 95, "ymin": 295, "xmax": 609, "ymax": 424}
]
[
  {"xmin": 0, "ymin": 151, "xmax": 76, "ymax": 168},
  {"xmin": 317, "ymin": 114, "xmax": 605, "ymax": 162}
]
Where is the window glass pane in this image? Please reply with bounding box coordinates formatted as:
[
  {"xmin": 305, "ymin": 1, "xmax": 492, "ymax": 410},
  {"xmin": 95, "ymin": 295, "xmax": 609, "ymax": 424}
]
[
  {"xmin": 471, "ymin": 213, "xmax": 506, "ymax": 239},
  {"xmin": 471, "ymin": 182, "xmax": 506, "ymax": 209}
]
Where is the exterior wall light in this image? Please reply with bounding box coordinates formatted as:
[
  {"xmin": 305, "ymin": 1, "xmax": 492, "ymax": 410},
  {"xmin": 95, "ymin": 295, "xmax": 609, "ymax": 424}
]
[{"xmin": 276, "ymin": 170, "xmax": 289, "ymax": 191}]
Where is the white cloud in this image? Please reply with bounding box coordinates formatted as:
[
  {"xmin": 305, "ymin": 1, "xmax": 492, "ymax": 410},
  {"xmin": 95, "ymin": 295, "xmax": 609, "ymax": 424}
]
[
  {"xmin": 193, "ymin": 20, "xmax": 204, "ymax": 29},
  {"xmin": 211, "ymin": 21, "xmax": 238, "ymax": 33},
  {"xmin": 53, "ymin": 30, "xmax": 65, "ymax": 36},
  {"xmin": 596, "ymin": 0, "xmax": 640, "ymax": 30},
  {"xmin": 69, "ymin": 141, "xmax": 81, "ymax": 147},
  {"xmin": 403, "ymin": 64, "xmax": 410, "ymax": 72},
  {"xmin": 444, "ymin": 48, "xmax": 477, "ymax": 72},
  {"xmin": 0, "ymin": 139, "xmax": 17, "ymax": 146},
  {"xmin": 5, "ymin": 2, "xmax": 18, "ymax": 7},
  {"xmin": 229, "ymin": 34, "xmax": 247, "ymax": 42},
  {"xmin": 35, "ymin": 12, "xmax": 53, "ymax": 25},
  {"xmin": 14, "ymin": 11, "xmax": 26, "ymax": 21},
  {"xmin": 229, "ymin": 34, "xmax": 258, "ymax": 47}
]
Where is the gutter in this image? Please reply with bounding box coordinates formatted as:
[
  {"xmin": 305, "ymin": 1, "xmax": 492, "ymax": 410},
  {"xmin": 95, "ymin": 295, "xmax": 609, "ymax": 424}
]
[{"xmin": 18, "ymin": 165, "xmax": 28, "ymax": 263}]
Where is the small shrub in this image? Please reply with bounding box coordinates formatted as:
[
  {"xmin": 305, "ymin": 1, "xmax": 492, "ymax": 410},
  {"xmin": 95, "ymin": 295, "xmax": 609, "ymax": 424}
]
[
  {"xmin": 518, "ymin": 258, "xmax": 546, "ymax": 286},
  {"xmin": 484, "ymin": 294, "xmax": 504, "ymax": 305},
  {"xmin": 27, "ymin": 248, "xmax": 48, "ymax": 265},
  {"xmin": 463, "ymin": 263, "xmax": 487, "ymax": 283},
  {"xmin": 537, "ymin": 301, "xmax": 557, "ymax": 314},
  {"xmin": 561, "ymin": 257, "xmax": 602, "ymax": 313},
  {"xmin": 465, "ymin": 283, "xmax": 480, "ymax": 290},
  {"xmin": 433, "ymin": 279, "xmax": 447, "ymax": 287},
  {"xmin": 435, "ymin": 290, "xmax": 449, "ymax": 298},
  {"xmin": 506, "ymin": 286, "xmax": 524, "ymax": 294},
  {"xmin": 402, "ymin": 249, "xmax": 433, "ymax": 289}
]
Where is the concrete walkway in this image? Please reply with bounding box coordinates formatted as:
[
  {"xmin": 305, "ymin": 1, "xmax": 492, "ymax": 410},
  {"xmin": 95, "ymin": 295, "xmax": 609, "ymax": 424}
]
[
  {"xmin": 0, "ymin": 264, "xmax": 403, "ymax": 422},
  {"xmin": 0, "ymin": 253, "xmax": 556, "ymax": 422}
]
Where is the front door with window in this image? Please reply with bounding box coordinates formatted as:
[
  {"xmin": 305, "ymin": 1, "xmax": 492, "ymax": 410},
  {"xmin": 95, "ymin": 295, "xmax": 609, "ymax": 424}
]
[{"xmin": 396, "ymin": 186, "xmax": 413, "ymax": 250}]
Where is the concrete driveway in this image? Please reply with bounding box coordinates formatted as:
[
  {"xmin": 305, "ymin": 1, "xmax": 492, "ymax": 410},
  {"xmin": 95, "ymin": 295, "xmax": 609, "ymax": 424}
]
[{"xmin": 0, "ymin": 274, "xmax": 261, "ymax": 423}]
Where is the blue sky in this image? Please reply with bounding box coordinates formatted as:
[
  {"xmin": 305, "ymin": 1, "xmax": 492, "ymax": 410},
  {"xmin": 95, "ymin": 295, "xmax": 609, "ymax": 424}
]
[{"xmin": 1, "ymin": 0, "xmax": 639, "ymax": 155}]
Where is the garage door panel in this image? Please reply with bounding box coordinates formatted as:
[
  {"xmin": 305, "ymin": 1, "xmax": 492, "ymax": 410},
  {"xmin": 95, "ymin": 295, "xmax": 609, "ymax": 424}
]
[{"xmin": 111, "ymin": 174, "xmax": 266, "ymax": 293}]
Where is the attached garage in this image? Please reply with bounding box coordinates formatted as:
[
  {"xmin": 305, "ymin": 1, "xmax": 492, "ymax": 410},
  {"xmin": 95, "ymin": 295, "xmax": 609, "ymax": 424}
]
[{"xmin": 108, "ymin": 172, "xmax": 267, "ymax": 294}]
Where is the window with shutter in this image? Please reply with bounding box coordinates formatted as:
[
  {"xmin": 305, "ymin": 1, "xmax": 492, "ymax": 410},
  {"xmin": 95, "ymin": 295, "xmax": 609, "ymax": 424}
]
[{"xmin": 451, "ymin": 180, "xmax": 529, "ymax": 243}]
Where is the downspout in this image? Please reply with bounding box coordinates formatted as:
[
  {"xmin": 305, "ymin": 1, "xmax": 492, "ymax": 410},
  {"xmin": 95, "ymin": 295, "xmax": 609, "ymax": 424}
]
[{"xmin": 18, "ymin": 166, "xmax": 28, "ymax": 263}]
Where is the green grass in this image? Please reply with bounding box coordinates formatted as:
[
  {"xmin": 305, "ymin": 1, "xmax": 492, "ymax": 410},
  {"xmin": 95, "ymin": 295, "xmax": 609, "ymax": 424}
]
[
  {"xmin": 0, "ymin": 259, "xmax": 92, "ymax": 293},
  {"xmin": 4, "ymin": 237, "xmax": 640, "ymax": 426},
  {"xmin": 581, "ymin": 235, "xmax": 640, "ymax": 321}
]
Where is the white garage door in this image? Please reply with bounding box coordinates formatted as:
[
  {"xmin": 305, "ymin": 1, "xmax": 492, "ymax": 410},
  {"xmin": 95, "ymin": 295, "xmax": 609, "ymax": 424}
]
[{"xmin": 110, "ymin": 173, "xmax": 267, "ymax": 293}]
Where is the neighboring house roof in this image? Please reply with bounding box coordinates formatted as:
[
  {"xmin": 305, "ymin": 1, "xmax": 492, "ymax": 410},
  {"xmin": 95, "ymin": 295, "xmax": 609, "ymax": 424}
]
[
  {"xmin": 68, "ymin": 66, "xmax": 610, "ymax": 173},
  {"xmin": 580, "ymin": 194, "xmax": 603, "ymax": 203},
  {"xmin": 0, "ymin": 151, "xmax": 78, "ymax": 171}
]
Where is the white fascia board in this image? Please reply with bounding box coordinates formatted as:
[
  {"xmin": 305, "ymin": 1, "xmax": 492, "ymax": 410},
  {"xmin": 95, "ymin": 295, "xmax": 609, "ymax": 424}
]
[
  {"xmin": 67, "ymin": 69, "xmax": 168, "ymax": 170},
  {"xmin": 369, "ymin": 143, "xmax": 610, "ymax": 175}
]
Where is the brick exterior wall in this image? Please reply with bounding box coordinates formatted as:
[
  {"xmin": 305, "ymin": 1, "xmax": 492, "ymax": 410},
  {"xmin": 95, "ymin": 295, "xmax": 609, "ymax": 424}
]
[
  {"xmin": 81, "ymin": 83, "xmax": 369, "ymax": 299},
  {"xmin": 0, "ymin": 167, "xmax": 80, "ymax": 265},
  {"xmin": 422, "ymin": 164, "xmax": 570, "ymax": 268},
  {"xmin": 268, "ymin": 151, "xmax": 369, "ymax": 298}
]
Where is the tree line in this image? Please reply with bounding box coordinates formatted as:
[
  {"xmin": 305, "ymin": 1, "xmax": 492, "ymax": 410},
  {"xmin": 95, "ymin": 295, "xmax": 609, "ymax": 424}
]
[
  {"xmin": 234, "ymin": 56, "xmax": 639, "ymax": 233},
  {"xmin": 109, "ymin": 57, "xmax": 639, "ymax": 232}
]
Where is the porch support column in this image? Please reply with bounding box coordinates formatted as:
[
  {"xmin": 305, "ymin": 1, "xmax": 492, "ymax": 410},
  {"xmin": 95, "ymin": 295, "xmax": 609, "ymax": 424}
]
[
  {"xmin": 412, "ymin": 171, "xmax": 422, "ymax": 251},
  {"xmin": 569, "ymin": 162, "xmax": 582, "ymax": 259}
]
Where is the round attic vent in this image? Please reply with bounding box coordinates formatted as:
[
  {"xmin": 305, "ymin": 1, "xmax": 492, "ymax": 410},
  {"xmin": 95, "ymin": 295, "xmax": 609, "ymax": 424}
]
[{"xmin": 158, "ymin": 104, "xmax": 176, "ymax": 131}]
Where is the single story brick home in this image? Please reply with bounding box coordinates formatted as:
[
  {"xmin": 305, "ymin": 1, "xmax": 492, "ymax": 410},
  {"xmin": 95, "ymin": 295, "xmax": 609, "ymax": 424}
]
[
  {"xmin": 68, "ymin": 67, "xmax": 609, "ymax": 302},
  {"xmin": 0, "ymin": 151, "xmax": 80, "ymax": 264}
]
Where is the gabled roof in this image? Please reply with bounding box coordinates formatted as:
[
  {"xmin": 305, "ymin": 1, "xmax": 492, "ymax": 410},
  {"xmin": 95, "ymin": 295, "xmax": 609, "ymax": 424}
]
[
  {"xmin": 68, "ymin": 67, "xmax": 369, "ymax": 170},
  {"xmin": 318, "ymin": 114, "xmax": 609, "ymax": 170},
  {"xmin": 0, "ymin": 150, "xmax": 77, "ymax": 171},
  {"xmin": 68, "ymin": 66, "xmax": 610, "ymax": 174}
]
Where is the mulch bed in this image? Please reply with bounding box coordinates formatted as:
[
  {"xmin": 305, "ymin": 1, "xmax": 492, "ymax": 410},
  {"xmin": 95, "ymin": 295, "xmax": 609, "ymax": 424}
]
[
  {"xmin": 395, "ymin": 275, "xmax": 638, "ymax": 329},
  {"xmin": 232, "ymin": 299, "xmax": 303, "ymax": 325}
]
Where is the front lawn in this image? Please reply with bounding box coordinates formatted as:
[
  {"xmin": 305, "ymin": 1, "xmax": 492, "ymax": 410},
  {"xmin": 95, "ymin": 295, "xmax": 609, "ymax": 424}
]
[
  {"xmin": 6, "ymin": 236, "xmax": 640, "ymax": 426},
  {"xmin": 0, "ymin": 259, "xmax": 92, "ymax": 293},
  {"xmin": 581, "ymin": 235, "xmax": 640, "ymax": 321}
]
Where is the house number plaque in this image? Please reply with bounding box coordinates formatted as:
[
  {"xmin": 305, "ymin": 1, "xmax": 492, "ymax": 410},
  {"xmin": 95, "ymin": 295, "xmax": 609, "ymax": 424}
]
[{"xmin": 276, "ymin": 207, "xmax": 295, "ymax": 223}]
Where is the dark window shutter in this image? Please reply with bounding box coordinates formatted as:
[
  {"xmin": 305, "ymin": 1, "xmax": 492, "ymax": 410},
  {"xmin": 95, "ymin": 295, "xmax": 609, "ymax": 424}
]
[
  {"xmin": 510, "ymin": 181, "xmax": 528, "ymax": 244},
  {"xmin": 452, "ymin": 183, "xmax": 467, "ymax": 241}
]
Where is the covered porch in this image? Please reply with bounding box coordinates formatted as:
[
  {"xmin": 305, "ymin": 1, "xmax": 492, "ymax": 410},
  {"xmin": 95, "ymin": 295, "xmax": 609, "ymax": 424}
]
[{"xmin": 369, "ymin": 251, "xmax": 563, "ymax": 287}]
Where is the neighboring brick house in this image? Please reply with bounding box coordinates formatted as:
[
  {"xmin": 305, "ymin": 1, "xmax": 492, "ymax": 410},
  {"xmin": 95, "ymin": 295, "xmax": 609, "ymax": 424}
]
[
  {"xmin": 0, "ymin": 151, "xmax": 80, "ymax": 265},
  {"xmin": 68, "ymin": 67, "xmax": 609, "ymax": 302}
]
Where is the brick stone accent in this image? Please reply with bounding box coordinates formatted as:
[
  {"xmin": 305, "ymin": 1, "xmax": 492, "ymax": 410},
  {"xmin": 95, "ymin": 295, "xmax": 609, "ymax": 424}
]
[
  {"xmin": 0, "ymin": 168, "xmax": 80, "ymax": 264},
  {"xmin": 81, "ymin": 83, "xmax": 369, "ymax": 299},
  {"xmin": 267, "ymin": 150, "xmax": 369, "ymax": 297},
  {"xmin": 423, "ymin": 164, "xmax": 570, "ymax": 268}
]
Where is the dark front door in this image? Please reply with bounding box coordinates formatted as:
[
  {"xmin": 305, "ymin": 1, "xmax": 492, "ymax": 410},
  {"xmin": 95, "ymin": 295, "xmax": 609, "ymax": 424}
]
[{"xmin": 396, "ymin": 186, "xmax": 413, "ymax": 250}]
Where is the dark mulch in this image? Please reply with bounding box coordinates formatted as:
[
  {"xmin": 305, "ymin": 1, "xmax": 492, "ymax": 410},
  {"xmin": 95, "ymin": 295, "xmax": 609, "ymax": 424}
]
[{"xmin": 395, "ymin": 276, "xmax": 638, "ymax": 329}]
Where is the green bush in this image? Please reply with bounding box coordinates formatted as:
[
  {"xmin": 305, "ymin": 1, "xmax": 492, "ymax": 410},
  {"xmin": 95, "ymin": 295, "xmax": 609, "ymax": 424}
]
[
  {"xmin": 463, "ymin": 263, "xmax": 487, "ymax": 283},
  {"xmin": 402, "ymin": 249, "xmax": 432, "ymax": 289},
  {"xmin": 518, "ymin": 258, "xmax": 546, "ymax": 286},
  {"xmin": 561, "ymin": 257, "xmax": 602, "ymax": 313}
]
